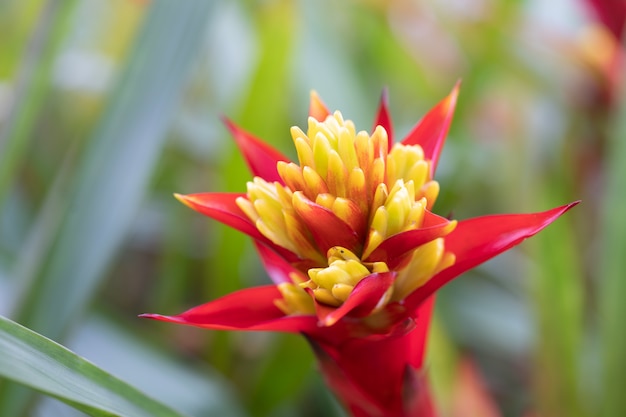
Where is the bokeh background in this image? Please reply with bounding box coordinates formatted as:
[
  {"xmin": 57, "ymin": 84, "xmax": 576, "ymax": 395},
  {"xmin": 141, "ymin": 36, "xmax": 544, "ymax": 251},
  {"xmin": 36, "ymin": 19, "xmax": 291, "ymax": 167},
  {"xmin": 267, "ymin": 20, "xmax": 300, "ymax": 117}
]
[{"xmin": 1, "ymin": 0, "xmax": 624, "ymax": 416}]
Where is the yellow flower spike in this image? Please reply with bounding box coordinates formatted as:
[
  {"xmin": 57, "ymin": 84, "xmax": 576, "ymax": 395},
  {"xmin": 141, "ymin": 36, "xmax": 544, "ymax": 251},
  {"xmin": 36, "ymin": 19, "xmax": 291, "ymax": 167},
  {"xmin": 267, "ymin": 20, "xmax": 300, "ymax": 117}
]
[
  {"xmin": 253, "ymin": 199, "xmax": 284, "ymax": 230},
  {"xmin": 313, "ymin": 288, "xmax": 342, "ymax": 307},
  {"xmin": 392, "ymin": 238, "xmax": 445, "ymax": 302},
  {"xmin": 275, "ymin": 283, "xmax": 315, "ymax": 315},
  {"xmin": 361, "ymin": 230, "xmax": 384, "ymax": 264},
  {"xmin": 341, "ymin": 259, "xmax": 371, "ymax": 281},
  {"xmin": 347, "ymin": 168, "xmax": 368, "ymax": 211},
  {"xmin": 331, "ymin": 283, "xmax": 354, "ymax": 302},
  {"xmin": 355, "ymin": 131, "xmax": 374, "ymax": 175},
  {"xmin": 406, "ymin": 199, "xmax": 426, "ymax": 228},
  {"xmin": 434, "ymin": 252, "xmax": 456, "ymax": 276},
  {"xmin": 292, "ymin": 132, "xmax": 315, "ymax": 168},
  {"xmin": 369, "ymin": 157, "xmax": 386, "ymax": 197},
  {"xmin": 370, "ymin": 261, "xmax": 389, "ymax": 273},
  {"xmin": 387, "ymin": 144, "xmax": 429, "ymax": 190},
  {"xmin": 235, "ymin": 196, "xmax": 259, "ymax": 223},
  {"xmin": 385, "ymin": 189, "xmax": 411, "ymax": 235},
  {"xmin": 283, "ymin": 211, "xmax": 325, "ymax": 263},
  {"xmin": 327, "ymin": 150, "xmax": 348, "ymax": 197},
  {"xmin": 275, "ymin": 185, "xmax": 293, "ymax": 208},
  {"xmin": 405, "ymin": 160, "xmax": 429, "ymax": 190},
  {"xmin": 302, "ymin": 165, "xmax": 329, "ymax": 196},
  {"xmin": 277, "ymin": 161, "xmax": 305, "ymax": 193},
  {"xmin": 337, "ymin": 127, "xmax": 359, "ymax": 173},
  {"xmin": 420, "ymin": 180, "xmax": 440, "ymax": 209},
  {"xmin": 331, "ymin": 197, "xmax": 363, "ymax": 233},
  {"xmin": 371, "ymin": 183, "xmax": 388, "ymax": 213},
  {"xmin": 315, "ymin": 193, "xmax": 336, "ymax": 210},
  {"xmin": 371, "ymin": 125, "xmax": 389, "ymax": 159},
  {"xmin": 302, "ymin": 246, "xmax": 386, "ymax": 306},
  {"xmin": 256, "ymin": 219, "xmax": 296, "ymax": 254},
  {"xmin": 312, "ymin": 265, "xmax": 356, "ymax": 288},
  {"xmin": 327, "ymin": 246, "xmax": 361, "ymax": 262},
  {"xmin": 312, "ymin": 132, "xmax": 332, "ymax": 180},
  {"xmin": 369, "ymin": 206, "xmax": 389, "ymax": 238}
]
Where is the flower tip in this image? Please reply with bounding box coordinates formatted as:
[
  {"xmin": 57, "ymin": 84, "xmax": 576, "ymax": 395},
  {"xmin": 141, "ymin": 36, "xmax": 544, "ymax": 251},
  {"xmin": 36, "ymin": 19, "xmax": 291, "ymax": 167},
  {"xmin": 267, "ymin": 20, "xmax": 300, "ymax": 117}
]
[
  {"xmin": 446, "ymin": 80, "xmax": 462, "ymax": 109},
  {"xmin": 309, "ymin": 90, "xmax": 330, "ymax": 121},
  {"xmin": 173, "ymin": 193, "xmax": 195, "ymax": 209}
]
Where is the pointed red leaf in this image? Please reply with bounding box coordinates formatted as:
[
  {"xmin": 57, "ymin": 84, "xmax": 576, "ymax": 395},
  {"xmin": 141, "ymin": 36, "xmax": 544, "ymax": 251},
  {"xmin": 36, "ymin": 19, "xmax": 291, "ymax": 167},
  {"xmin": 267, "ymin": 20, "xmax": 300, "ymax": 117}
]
[
  {"xmin": 175, "ymin": 193, "xmax": 300, "ymax": 263},
  {"xmin": 222, "ymin": 117, "xmax": 290, "ymax": 183},
  {"xmin": 309, "ymin": 90, "xmax": 331, "ymax": 121},
  {"xmin": 401, "ymin": 81, "xmax": 460, "ymax": 177},
  {"xmin": 292, "ymin": 192, "xmax": 361, "ymax": 255},
  {"xmin": 140, "ymin": 285, "xmax": 318, "ymax": 333},
  {"xmin": 405, "ymin": 201, "xmax": 580, "ymax": 310},
  {"xmin": 364, "ymin": 211, "xmax": 456, "ymax": 267},
  {"xmin": 175, "ymin": 192, "xmax": 261, "ymax": 238},
  {"xmin": 373, "ymin": 88, "xmax": 394, "ymax": 147},
  {"xmin": 316, "ymin": 272, "xmax": 396, "ymax": 326}
]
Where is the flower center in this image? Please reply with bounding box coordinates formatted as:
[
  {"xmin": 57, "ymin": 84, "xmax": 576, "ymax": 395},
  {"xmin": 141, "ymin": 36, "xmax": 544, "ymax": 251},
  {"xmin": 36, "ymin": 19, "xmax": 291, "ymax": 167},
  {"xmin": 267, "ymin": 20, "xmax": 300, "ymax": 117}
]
[
  {"xmin": 237, "ymin": 110, "xmax": 456, "ymax": 317},
  {"xmin": 300, "ymin": 246, "xmax": 389, "ymax": 307}
]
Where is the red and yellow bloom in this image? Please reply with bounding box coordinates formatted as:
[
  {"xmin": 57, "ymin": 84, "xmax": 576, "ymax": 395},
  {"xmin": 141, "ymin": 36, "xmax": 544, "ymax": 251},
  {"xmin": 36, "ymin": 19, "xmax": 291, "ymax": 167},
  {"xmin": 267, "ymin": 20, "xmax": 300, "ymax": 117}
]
[{"xmin": 142, "ymin": 85, "xmax": 577, "ymax": 417}]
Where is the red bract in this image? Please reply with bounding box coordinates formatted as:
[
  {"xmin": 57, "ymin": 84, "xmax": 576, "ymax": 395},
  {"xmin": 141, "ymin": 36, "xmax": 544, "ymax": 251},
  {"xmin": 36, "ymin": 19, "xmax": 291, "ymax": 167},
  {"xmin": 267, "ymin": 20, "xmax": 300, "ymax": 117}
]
[{"xmin": 141, "ymin": 85, "xmax": 577, "ymax": 416}]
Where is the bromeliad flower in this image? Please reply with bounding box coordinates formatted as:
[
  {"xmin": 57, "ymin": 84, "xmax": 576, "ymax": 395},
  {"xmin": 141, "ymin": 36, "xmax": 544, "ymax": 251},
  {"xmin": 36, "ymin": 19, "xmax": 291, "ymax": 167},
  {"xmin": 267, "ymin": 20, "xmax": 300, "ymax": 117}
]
[{"xmin": 141, "ymin": 84, "xmax": 577, "ymax": 417}]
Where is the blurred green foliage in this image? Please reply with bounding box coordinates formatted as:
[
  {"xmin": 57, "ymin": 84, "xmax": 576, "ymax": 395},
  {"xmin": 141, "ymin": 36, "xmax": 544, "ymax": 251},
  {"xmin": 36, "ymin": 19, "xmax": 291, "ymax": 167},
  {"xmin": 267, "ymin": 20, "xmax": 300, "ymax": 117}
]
[{"xmin": 0, "ymin": 0, "xmax": 622, "ymax": 416}]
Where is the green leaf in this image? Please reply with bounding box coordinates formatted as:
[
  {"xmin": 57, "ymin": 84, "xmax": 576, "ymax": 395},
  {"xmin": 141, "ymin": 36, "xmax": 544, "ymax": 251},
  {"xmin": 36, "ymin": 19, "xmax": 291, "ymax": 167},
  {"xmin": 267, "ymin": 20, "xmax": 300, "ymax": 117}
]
[
  {"xmin": 0, "ymin": 315, "xmax": 188, "ymax": 417},
  {"xmin": 1, "ymin": 0, "xmax": 213, "ymax": 414},
  {"xmin": 600, "ymin": 62, "xmax": 626, "ymax": 417}
]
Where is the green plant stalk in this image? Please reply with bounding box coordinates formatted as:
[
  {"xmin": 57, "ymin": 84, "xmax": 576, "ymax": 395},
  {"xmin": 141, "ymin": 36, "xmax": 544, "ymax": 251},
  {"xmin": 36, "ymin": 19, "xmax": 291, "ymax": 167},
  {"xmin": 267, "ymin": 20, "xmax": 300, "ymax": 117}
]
[
  {"xmin": 207, "ymin": 0, "xmax": 297, "ymax": 377},
  {"xmin": 0, "ymin": 0, "xmax": 77, "ymax": 208},
  {"xmin": 532, "ymin": 208, "xmax": 585, "ymax": 417},
  {"xmin": 600, "ymin": 74, "xmax": 626, "ymax": 417}
]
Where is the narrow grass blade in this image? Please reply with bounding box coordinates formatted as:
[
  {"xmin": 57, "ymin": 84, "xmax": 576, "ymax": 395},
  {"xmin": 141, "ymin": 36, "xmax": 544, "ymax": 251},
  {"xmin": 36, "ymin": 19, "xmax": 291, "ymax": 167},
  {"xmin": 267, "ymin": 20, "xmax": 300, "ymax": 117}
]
[
  {"xmin": 600, "ymin": 72, "xmax": 626, "ymax": 417},
  {"xmin": 0, "ymin": 315, "xmax": 188, "ymax": 417}
]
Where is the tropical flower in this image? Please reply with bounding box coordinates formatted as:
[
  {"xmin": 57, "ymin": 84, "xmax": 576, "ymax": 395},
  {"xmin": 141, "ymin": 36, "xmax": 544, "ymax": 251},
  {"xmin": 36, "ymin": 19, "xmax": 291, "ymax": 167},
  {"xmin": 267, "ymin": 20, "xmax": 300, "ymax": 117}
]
[{"xmin": 141, "ymin": 85, "xmax": 577, "ymax": 417}]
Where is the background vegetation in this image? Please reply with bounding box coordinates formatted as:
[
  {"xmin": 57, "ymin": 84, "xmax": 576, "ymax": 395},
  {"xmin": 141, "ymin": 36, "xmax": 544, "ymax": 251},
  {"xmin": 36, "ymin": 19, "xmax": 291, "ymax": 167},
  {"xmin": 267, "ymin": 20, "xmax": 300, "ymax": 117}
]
[{"xmin": 0, "ymin": 0, "xmax": 624, "ymax": 416}]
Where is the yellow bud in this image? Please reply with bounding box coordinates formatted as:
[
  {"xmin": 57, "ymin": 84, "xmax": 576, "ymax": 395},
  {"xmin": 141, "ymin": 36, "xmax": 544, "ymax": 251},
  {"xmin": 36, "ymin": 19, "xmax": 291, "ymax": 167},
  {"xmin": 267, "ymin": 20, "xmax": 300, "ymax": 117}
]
[
  {"xmin": 370, "ymin": 262, "xmax": 389, "ymax": 273},
  {"xmin": 392, "ymin": 238, "xmax": 445, "ymax": 301},
  {"xmin": 235, "ymin": 196, "xmax": 259, "ymax": 222},
  {"xmin": 347, "ymin": 168, "xmax": 367, "ymax": 209},
  {"xmin": 312, "ymin": 132, "xmax": 331, "ymax": 179},
  {"xmin": 275, "ymin": 283, "xmax": 315, "ymax": 315},
  {"xmin": 337, "ymin": 127, "xmax": 359, "ymax": 173},
  {"xmin": 303, "ymin": 165, "xmax": 329, "ymax": 196},
  {"xmin": 341, "ymin": 259, "xmax": 371, "ymax": 280},
  {"xmin": 406, "ymin": 160, "xmax": 428, "ymax": 190},
  {"xmin": 278, "ymin": 162, "xmax": 306, "ymax": 193},
  {"xmin": 315, "ymin": 193, "xmax": 336, "ymax": 210},
  {"xmin": 362, "ymin": 229, "xmax": 384, "ymax": 260},
  {"xmin": 292, "ymin": 133, "xmax": 314, "ymax": 168},
  {"xmin": 355, "ymin": 131, "xmax": 374, "ymax": 175},
  {"xmin": 312, "ymin": 265, "xmax": 355, "ymax": 288},
  {"xmin": 331, "ymin": 198, "xmax": 363, "ymax": 232},
  {"xmin": 327, "ymin": 246, "xmax": 359, "ymax": 262},
  {"xmin": 369, "ymin": 206, "xmax": 388, "ymax": 237},
  {"xmin": 331, "ymin": 283, "xmax": 354, "ymax": 302},
  {"xmin": 420, "ymin": 180, "xmax": 440, "ymax": 209},
  {"xmin": 313, "ymin": 288, "xmax": 341, "ymax": 306},
  {"xmin": 327, "ymin": 150, "xmax": 347, "ymax": 197}
]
